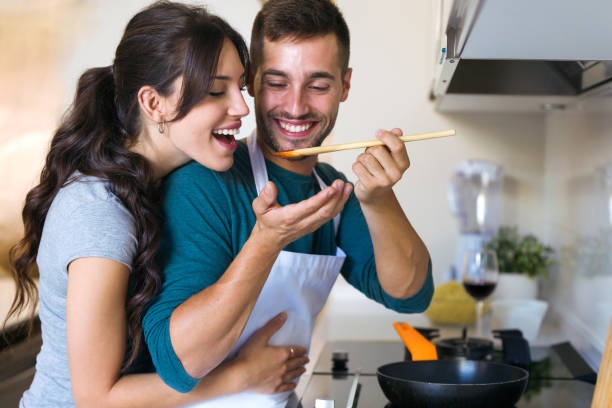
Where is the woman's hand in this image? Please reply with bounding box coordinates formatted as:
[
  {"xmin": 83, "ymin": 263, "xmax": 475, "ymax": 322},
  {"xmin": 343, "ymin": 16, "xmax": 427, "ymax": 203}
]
[
  {"xmin": 251, "ymin": 180, "xmax": 352, "ymax": 249},
  {"xmin": 230, "ymin": 312, "xmax": 309, "ymax": 394}
]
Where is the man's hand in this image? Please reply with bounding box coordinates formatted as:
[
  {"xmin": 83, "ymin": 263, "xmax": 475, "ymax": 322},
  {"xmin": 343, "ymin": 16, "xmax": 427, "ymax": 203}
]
[
  {"xmin": 251, "ymin": 179, "xmax": 352, "ymax": 249},
  {"xmin": 352, "ymin": 128, "xmax": 410, "ymax": 205}
]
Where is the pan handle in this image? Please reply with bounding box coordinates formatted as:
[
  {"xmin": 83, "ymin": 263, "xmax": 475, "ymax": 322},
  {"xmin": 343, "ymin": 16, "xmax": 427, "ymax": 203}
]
[{"xmin": 393, "ymin": 322, "xmax": 438, "ymax": 361}]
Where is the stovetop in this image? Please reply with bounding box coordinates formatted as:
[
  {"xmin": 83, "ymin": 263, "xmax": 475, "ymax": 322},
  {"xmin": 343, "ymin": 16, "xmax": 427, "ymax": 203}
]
[{"xmin": 295, "ymin": 340, "xmax": 597, "ymax": 408}]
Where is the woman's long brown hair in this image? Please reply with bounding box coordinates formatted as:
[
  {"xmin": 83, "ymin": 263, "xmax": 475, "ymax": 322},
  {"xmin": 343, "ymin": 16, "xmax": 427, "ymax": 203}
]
[{"xmin": 3, "ymin": 1, "xmax": 249, "ymax": 370}]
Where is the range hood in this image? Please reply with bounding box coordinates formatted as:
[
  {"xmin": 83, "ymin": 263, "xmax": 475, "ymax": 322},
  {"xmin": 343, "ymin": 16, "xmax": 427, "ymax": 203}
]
[{"xmin": 431, "ymin": 0, "xmax": 612, "ymax": 113}]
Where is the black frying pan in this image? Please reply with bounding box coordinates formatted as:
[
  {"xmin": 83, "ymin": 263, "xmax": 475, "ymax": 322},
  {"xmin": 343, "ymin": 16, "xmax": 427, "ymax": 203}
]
[{"xmin": 377, "ymin": 359, "xmax": 529, "ymax": 408}]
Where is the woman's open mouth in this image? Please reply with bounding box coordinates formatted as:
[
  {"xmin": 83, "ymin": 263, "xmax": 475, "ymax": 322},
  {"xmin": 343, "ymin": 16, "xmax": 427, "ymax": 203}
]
[{"xmin": 212, "ymin": 127, "xmax": 239, "ymax": 149}]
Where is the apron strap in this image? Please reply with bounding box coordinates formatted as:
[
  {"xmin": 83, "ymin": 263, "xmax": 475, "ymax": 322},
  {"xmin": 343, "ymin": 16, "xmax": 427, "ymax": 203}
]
[
  {"xmin": 247, "ymin": 131, "xmax": 341, "ymax": 236},
  {"xmin": 247, "ymin": 131, "xmax": 269, "ymax": 194},
  {"xmin": 313, "ymin": 170, "xmax": 341, "ymax": 236}
]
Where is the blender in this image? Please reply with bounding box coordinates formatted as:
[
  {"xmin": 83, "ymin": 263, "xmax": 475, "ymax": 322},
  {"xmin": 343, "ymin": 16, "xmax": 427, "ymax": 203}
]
[{"xmin": 447, "ymin": 159, "xmax": 503, "ymax": 280}]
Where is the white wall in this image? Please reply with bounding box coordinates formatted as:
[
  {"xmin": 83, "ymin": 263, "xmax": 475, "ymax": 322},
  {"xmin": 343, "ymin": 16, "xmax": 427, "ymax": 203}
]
[{"xmin": 541, "ymin": 102, "xmax": 612, "ymax": 362}]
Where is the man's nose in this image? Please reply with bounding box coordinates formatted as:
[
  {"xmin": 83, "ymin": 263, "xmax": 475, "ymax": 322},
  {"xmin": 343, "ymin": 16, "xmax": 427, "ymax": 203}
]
[{"xmin": 284, "ymin": 87, "xmax": 309, "ymax": 118}]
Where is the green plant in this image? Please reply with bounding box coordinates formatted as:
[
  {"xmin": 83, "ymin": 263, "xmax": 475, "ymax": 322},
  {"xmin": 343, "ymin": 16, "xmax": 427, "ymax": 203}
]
[{"xmin": 484, "ymin": 226, "xmax": 554, "ymax": 279}]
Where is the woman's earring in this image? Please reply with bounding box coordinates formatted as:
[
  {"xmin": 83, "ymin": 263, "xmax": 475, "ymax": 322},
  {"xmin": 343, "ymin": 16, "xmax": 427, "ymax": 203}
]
[{"xmin": 158, "ymin": 120, "xmax": 166, "ymax": 134}]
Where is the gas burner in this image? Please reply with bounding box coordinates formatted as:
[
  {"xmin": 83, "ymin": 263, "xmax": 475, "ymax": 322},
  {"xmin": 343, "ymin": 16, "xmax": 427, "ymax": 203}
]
[
  {"xmin": 411, "ymin": 326, "xmax": 494, "ymax": 360},
  {"xmin": 435, "ymin": 336, "xmax": 494, "ymax": 360}
]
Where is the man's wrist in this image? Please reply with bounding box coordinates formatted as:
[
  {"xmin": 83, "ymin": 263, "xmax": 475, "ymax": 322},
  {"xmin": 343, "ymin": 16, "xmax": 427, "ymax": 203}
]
[
  {"xmin": 248, "ymin": 222, "xmax": 285, "ymax": 255},
  {"xmin": 358, "ymin": 190, "xmax": 399, "ymax": 213}
]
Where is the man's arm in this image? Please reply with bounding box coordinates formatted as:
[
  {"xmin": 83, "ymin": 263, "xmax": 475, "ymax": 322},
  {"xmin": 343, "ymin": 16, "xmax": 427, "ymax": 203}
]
[
  {"xmin": 351, "ymin": 128, "xmax": 431, "ymax": 299},
  {"xmin": 143, "ymin": 165, "xmax": 351, "ymax": 392},
  {"xmin": 67, "ymin": 258, "xmax": 305, "ymax": 406}
]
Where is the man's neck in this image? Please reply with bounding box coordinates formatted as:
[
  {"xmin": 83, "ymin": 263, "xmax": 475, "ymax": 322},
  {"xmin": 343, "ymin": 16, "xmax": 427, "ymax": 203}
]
[{"xmin": 257, "ymin": 133, "xmax": 318, "ymax": 176}]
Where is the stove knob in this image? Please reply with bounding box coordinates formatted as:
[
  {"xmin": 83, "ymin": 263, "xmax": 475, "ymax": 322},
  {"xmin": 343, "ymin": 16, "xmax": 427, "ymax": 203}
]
[
  {"xmin": 315, "ymin": 398, "xmax": 335, "ymax": 408},
  {"xmin": 331, "ymin": 350, "xmax": 348, "ymax": 372}
]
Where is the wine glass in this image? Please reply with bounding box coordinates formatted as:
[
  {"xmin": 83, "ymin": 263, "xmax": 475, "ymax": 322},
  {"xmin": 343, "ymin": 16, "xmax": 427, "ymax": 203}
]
[{"xmin": 461, "ymin": 249, "xmax": 499, "ymax": 337}]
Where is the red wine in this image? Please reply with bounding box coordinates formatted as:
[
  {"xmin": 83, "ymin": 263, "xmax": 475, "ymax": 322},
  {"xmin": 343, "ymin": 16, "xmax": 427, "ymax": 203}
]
[{"xmin": 463, "ymin": 281, "xmax": 497, "ymax": 300}]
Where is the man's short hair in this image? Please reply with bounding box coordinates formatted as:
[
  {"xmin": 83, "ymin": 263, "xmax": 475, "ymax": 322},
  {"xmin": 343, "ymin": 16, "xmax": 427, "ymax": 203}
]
[{"xmin": 250, "ymin": 0, "xmax": 350, "ymax": 75}]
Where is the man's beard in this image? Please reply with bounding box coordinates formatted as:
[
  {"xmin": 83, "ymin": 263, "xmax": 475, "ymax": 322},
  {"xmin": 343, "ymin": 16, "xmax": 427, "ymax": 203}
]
[{"xmin": 255, "ymin": 104, "xmax": 337, "ymax": 161}]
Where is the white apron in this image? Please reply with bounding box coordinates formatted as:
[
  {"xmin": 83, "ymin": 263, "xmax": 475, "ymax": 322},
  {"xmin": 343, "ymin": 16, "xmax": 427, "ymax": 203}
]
[{"xmin": 185, "ymin": 132, "xmax": 346, "ymax": 408}]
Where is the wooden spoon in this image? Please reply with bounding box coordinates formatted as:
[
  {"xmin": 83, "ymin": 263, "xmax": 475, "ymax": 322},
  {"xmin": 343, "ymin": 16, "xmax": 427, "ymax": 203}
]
[{"xmin": 274, "ymin": 129, "xmax": 455, "ymax": 158}]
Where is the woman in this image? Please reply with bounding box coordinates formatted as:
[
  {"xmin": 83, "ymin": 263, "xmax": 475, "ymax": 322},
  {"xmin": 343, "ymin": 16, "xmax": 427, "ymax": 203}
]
[{"xmin": 3, "ymin": 2, "xmax": 311, "ymax": 406}]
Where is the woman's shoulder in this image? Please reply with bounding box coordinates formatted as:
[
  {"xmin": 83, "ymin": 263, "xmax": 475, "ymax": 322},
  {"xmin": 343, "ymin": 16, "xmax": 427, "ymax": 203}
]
[
  {"xmin": 58, "ymin": 173, "xmax": 114, "ymax": 199},
  {"xmin": 41, "ymin": 173, "xmax": 137, "ymax": 268},
  {"xmin": 50, "ymin": 173, "xmax": 131, "ymax": 224}
]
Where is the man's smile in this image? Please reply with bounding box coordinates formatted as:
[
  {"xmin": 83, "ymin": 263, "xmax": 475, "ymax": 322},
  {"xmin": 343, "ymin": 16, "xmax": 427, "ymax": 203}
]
[{"xmin": 275, "ymin": 119, "xmax": 318, "ymax": 138}]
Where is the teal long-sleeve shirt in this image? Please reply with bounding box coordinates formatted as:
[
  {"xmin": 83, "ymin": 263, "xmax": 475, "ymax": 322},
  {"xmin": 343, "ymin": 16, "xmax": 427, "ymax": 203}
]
[{"xmin": 142, "ymin": 140, "xmax": 434, "ymax": 392}]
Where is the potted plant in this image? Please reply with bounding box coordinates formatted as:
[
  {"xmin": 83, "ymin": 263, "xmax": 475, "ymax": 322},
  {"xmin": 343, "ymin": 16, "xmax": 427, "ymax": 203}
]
[{"xmin": 484, "ymin": 226, "xmax": 554, "ymax": 300}]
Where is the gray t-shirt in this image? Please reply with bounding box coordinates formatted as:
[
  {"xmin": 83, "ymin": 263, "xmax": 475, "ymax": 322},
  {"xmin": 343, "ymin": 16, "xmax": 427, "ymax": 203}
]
[{"xmin": 20, "ymin": 175, "xmax": 138, "ymax": 407}]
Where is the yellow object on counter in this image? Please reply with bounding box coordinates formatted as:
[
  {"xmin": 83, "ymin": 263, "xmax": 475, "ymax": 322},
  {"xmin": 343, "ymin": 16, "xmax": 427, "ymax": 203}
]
[{"xmin": 425, "ymin": 280, "xmax": 488, "ymax": 325}]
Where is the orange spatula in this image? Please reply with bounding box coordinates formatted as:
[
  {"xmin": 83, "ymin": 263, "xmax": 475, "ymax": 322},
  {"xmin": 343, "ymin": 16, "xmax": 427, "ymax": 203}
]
[{"xmin": 393, "ymin": 321, "xmax": 438, "ymax": 361}]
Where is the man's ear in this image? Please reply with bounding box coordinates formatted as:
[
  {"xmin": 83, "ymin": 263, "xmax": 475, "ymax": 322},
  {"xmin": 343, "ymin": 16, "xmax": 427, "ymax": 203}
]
[
  {"xmin": 340, "ymin": 67, "xmax": 352, "ymax": 102},
  {"xmin": 247, "ymin": 68, "xmax": 256, "ymax": 97},
  {"xmin": 137, "ymin": 85, "xmax": 166, "ymax": 123}
]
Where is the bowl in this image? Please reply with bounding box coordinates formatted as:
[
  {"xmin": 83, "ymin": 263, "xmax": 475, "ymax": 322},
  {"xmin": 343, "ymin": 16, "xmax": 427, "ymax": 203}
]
[{"xmin": 490, "ymin": 299, "xmax": 548, "ymax": 342}]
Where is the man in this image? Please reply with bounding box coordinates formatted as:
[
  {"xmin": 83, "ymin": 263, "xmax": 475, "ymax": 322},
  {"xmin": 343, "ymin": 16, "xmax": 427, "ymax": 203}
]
[{"xmin": 143, "ymin": 0, "xmax": 433, "ymax": 406}]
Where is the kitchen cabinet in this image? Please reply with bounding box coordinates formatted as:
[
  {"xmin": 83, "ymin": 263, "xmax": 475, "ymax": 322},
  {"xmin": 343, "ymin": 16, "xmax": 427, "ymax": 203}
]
[{"xmin": 431, "ymin": 0, "xmax": 612, "ymax": 113}]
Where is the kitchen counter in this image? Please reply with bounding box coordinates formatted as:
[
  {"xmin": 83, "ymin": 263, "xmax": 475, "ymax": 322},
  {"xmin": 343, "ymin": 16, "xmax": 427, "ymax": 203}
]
[
  {"xmin": 295, "ymin": 339, "xmax": 596, "ymax": 407},
  {"xmin": 296, "ymin": 276, "xmax": 603, "ymax": 403}
]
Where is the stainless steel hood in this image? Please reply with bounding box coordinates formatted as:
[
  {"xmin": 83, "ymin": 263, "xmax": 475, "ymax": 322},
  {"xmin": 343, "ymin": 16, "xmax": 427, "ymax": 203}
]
[{"xmin": 431, "ymin": 0, "xmax": 612, "ymax": 113}]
